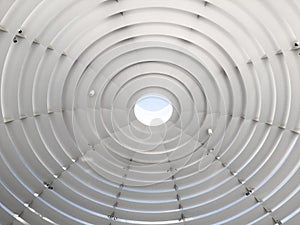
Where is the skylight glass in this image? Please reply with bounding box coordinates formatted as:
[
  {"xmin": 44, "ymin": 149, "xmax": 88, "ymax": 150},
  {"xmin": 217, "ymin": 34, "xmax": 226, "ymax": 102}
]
[{"xmin": 134, "ymin": 94, "xmax": 173, "ymax": 126}]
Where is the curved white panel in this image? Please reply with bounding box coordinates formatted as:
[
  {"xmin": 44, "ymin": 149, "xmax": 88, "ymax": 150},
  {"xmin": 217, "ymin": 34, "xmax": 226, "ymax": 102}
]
[{"xmin": 0, "ymin": 0, "xmax": 299, "ymax": 225}]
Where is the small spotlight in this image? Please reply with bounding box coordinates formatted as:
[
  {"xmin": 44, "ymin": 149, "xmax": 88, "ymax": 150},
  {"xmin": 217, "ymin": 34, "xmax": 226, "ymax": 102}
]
[
  {"xmin": 89, "ymin": 90, "xmax": 95, "ymax": 97},
  {"xmin": 207, "ymin": 128, "xmax": 213, "ymax": 136},
  {"xmin": 292, "ymin": 41, "xmax": 300, "ymax": 49}
]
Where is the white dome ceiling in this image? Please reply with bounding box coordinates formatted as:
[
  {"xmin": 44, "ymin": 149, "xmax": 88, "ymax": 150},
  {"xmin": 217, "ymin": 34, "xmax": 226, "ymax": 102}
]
[{"xmin": 0, "ymin": 0, "xmax": 299, "ymax": 225}]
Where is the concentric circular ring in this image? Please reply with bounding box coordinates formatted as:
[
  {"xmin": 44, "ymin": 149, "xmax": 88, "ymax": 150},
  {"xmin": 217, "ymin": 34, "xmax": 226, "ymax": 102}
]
[{"xmin": 0, "ymin": 0, "xmax": 299, "ymax": 225}]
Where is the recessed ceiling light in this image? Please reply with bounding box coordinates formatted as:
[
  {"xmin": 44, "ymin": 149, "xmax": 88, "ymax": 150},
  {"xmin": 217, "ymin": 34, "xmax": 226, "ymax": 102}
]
[{"xmin": 89, "ymin": 90, "xmax": 95, "ymax": 97}]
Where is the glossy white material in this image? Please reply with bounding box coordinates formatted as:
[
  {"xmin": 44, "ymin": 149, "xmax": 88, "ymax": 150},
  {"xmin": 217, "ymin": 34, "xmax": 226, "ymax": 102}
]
[{"xmin": 0, "ymin": 0, "xmax": 299, "ymax": 225}]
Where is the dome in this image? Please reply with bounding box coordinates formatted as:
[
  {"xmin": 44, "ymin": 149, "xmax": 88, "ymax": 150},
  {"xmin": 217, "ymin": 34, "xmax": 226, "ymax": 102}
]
[{"xmin": 0, "ymin": 1, "xmax": 299, "ymax": 225}]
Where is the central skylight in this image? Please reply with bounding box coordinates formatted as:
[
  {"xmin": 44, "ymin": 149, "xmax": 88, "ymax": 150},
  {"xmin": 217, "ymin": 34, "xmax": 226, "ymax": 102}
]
[{"xmin": 134, "ymin": 94, "xmax": 173, "ymax": 126}]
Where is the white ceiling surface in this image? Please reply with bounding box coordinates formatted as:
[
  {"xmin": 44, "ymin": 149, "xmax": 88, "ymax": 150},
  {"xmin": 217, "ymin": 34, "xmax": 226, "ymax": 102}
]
[{"xmin": 0, "ymin": 0, "xmax": 299, "ymax": 224}]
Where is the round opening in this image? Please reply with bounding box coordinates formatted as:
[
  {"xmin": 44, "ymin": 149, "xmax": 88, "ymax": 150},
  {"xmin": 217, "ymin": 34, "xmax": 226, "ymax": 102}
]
[{"xmin": 134, "ymin": 94, "xmax": 173, "ymax": 126}]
